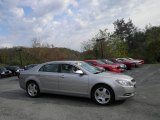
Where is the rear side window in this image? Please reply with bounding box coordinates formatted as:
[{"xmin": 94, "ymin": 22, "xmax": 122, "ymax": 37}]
[{"xmin": 39, "ymin": 64, "xmax": 59, "ymax": 72}]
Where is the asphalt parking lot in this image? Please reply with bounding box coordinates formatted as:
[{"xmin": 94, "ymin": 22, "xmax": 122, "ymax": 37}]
[{"xmin": 0, "ymin": 64, "xmax": 160, "ymax": 120}]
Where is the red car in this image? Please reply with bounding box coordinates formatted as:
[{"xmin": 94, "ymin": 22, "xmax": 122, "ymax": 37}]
[
  {"xmin": 127, "ymin": 58, "xmax": 144, "ymax": 65},
  {"xmin": 84, "ymin": 60, "xmax": 122, "ymax": 73},
  {"xmin": 109, "ymin": 58, "xmax": 135, "ymax": 70}
]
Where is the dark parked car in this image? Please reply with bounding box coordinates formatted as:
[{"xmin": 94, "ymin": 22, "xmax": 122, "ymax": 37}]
[
  {"xmin": 0, "ymin": 67, "xmax": 12, "ymax": 78},
  {"xmin": 6, "ymin": 66, "xmax": 24, "ymax": 76},
  {"xmin": 24, "ymin": 64, "xmax": 38, "ymax": 70}
]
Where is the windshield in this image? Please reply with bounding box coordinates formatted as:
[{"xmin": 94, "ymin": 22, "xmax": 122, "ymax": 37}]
[
  {"xmin": 122, "ymin": 58, "xmax": 129, "ymax": 61},
  {"xmin": 11, "ymin": 66, "xmax": 20, "ymax": 70},
  {"xmin": 128, "ymin": 58, "xmax": 133, "ymax": 60},
  {"xmin": 96, "ymin": 60, "xmax": 106, "ymax": 64},
  {"xmin": 0, "ymin": 67, "xmax": 6, "ymax": 71},
  {"xmin": 104, "ymin": 59, "xmax": 114, "ymax": 64},
  {"xmin": 75, "ymin": 61, "xmax": 101, "ymax": 74}
]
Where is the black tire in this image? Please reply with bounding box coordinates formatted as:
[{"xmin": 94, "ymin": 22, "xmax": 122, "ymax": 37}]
[
  {"xmin": 127, "ymin": 66, "xmax": 132, "ymax": 70},
  {"xmin": 135, "ymin": 64, "xmax": 139, "ymax": 68},
  {"xmin": 26, "ymin": 82, "xmax": 40, "ymax": 98},
  {"xmin": 0, "ymin": 75, "xmax": 4, "ymax": 78},
  {"xmin": 105, "ymin": 68, "xmax": 110, "ymax": 71},
  {"xmin": 91, "ymin": 85, "xmax": 114, "ymax": 105}
]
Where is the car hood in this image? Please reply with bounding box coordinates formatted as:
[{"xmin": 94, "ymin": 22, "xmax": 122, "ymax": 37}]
[
  {"xmin": 131, "ymin": 60, "xmax": 141, "ymax": 63},
  {"xmin": 101, "ymin": 64, "xmax": 119, "ymax": 67},
  {"xmin": 123, "ymin": 61, "xmax": 133, "ymax": 64},
  {"xmin": 96, "ymin": 72, "xmax": 133, "ymax": 81}
]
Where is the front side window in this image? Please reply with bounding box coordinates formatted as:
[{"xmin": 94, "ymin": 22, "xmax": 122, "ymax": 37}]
[
  {"xmin": 39, "ymin": 64, "xmax": 59, "ymax": 72},
  {"xmin": 75, "ymin": 62, "xmax": 100, "ymax": 74},
  {"xmin": 60, "ymin": 64, "xmax": 80, "ymax": 74}
]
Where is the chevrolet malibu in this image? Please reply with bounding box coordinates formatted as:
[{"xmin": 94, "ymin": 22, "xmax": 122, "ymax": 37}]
[{"xmin": 19, "ymin": 61, "xmax": 136, "ymax": 105}]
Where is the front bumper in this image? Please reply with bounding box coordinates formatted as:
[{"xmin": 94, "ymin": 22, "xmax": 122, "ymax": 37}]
[
  {"xmin": 114, "ymin": 84, "xmax": 136, "ymax": 100},
  {"xmin": 1, "ymin": 73, "xmax": 12, "ymax": 77},
  {"xmin": 111, "ymin": 68, "xmax": 124, "ymax": 73}
]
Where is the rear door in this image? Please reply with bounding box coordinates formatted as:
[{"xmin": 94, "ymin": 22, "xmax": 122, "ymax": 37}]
[{"xmin": 38, "ymin": 64, "xmax": 60, "ymax": 91}]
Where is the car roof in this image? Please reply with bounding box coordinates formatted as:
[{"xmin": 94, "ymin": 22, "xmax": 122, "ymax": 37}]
[
  {"xmin": 84, "ymin": 60, "xmax": 97, "ymax": 62},
  {"xmin": 0, "ymin": 67, "xmax": 5, "ymax": 68},
  {"xmin": 42, "ymin": 60, "xmax": 84, "ymax": 65}
]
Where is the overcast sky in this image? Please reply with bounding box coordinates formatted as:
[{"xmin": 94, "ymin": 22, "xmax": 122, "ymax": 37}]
[{"xmin": 0, "ymin": 0, "xmax": 160, "ymax": 51}]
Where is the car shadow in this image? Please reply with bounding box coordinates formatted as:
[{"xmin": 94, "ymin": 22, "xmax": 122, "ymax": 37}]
[{"xmin": 0, "ymin": 89, "xmax": 125, "ymax": 107}]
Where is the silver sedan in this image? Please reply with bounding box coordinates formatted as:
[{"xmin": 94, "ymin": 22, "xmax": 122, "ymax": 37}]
[{"xmin": 19, "ymin": 61, "xmax": 136, "ymax": 105}]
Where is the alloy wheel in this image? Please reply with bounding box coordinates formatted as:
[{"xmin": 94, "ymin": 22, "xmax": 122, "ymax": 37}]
[
  {"xmin": 27, "ymin": 82, "xmax": 39, "ymax": 97},
  {"xmin": 94, "ymin": 87, "xmax": 111, "ymax": 104}
]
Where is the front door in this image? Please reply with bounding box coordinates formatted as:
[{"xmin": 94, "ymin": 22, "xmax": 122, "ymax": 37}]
[{"xmin": 59, "ymin": 64, "xmax": 89, "ymax": 95}]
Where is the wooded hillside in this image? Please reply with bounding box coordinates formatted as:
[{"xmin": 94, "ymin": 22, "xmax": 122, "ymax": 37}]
[{"xmin": 0, "ymin": 47, "xmax": 80, "ymax": 66}]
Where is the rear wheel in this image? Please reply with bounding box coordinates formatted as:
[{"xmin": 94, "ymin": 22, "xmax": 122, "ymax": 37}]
[
  {"xmin": 91, "ymin": 85, "xmax": 114, "ymax": 105},
  {"xmin": 26, "ymin": 82, "xmax": 40, "ymax": 97}
]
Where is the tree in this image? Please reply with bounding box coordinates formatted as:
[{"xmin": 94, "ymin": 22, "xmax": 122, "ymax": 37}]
[
  {"xmin": 32, "ymin": 37, "xmax": 41, "ymax": 48},
  {"xmin": 108, "ymin": 34, "xmax": 128, "ymax": 57},
  {"xmin": 81, "ymin": 40, "xmax": 93, "ymax": 51},
  {"xmin": 113, "ymin": 19, "xmax": 137, "ymax": 52},
  {"xmin": 81, "ymin": 29, "xmax": 128, "ymax": 59},
  {"xmin": 144, "ymin": 26, "xmax": 160, "ymax": 62}
]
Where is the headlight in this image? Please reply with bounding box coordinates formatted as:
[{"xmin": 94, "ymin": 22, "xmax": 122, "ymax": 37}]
[
  {"xmin": 116, "ymin": 80, "xmax": 133, "ymax": 87},
  {"xmin": 120, "ymin": 64, "xmax": 126, "ymax": 68},
  {"xmin": 16, "ymin": 69, "xmax": 20, "ymax": 72},
  {"xmin": 9, "ymin": 71, "xmax": 12, "ymax": 73},
  {"xmin": 120, "ymin": 64, "xmax": 124, "ymax": 67},
  {"xmin": 1, "ymin": 72, "xmax": 5, "ymax": 75}
]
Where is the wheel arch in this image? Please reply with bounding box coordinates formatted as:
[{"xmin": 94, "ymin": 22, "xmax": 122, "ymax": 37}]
[
  {"xmin": 90, "ymin": 83, "xmax": 115, "ymax": 100},
  {"xmin": 26, "ymin": 80, "xmax": 39, "ymax": 89}
]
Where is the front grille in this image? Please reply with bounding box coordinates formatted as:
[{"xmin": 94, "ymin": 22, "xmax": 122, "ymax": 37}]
[
  {"xmin": 117, "ymin": 66, "xmax": 120, "ymax": 69},
  {"xmin": 5, "ymin": 71, "xmax": 9, "ymax": 74}
]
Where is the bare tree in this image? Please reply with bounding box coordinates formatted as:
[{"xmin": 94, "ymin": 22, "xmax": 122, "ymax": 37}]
[{"xmin": 32, "ymin": 37, "xmax": 41, "ymax": 48}]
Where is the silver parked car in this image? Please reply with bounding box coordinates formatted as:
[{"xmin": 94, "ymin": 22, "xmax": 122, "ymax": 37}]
[{"xmin": 19, "ymin": 61, "xmax": 136, "ymax": 105}]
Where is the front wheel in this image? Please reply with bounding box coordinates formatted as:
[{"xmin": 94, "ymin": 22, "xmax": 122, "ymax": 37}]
[
  {"xmin": 26, "ymin": 82, "xmax": 40, "ymax": 97},
  {"xmin": 91, "ymin": 85, "xmax": 114, "ymax": 105}
]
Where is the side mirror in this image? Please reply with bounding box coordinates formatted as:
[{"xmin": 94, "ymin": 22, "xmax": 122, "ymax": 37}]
[{"xmin": 75, "ymin": 70, "xmax": 84, "ymax": 75}]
